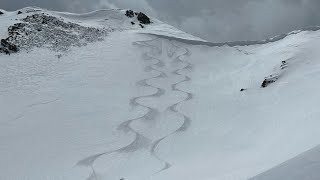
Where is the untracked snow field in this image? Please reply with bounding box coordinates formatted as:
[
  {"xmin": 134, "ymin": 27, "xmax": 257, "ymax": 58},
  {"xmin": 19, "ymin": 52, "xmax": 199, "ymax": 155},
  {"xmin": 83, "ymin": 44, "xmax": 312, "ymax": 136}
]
[{"xmin": 1, "ymin": 7, "xmax": 320, "ymax": 180}]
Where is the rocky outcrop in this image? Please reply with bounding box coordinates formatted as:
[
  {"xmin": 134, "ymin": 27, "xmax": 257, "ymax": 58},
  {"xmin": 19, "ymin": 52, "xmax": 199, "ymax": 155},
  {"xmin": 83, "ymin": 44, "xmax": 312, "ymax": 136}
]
[
  {"xmin": 280, "ymin": 61, "xmax": 288, "ymax": 70},
  {"xmin": 0, "ymin": 11, "xmax": 4, "ymax": 15},
  {"xmin": 1, "ymin": 39, "xmax": 17, "ymax": 51},
  {"xmin": 0, "ymin": 39, "xmax": 18, "ymax": 54},
  {"xmin": 125, "ymin": 10, "xmax": 151, "ymax": 27},
  {"xmin": 261, "ymin": 61, "xmax": 288, "ymax": 88},
  {"xmin": 137, "ymin": 12, "xmax": 151, "ymax": 24},
  {"xmin": 125, "ymin": 10, "xmax": 134, "ymax": 18},
  {"xmin": 261, "ymin": 75, "xmax": 279, "ymax": 88},
  {"xmin": 1, "ymin": 13, "xmax": 108, "ymax": 55}
]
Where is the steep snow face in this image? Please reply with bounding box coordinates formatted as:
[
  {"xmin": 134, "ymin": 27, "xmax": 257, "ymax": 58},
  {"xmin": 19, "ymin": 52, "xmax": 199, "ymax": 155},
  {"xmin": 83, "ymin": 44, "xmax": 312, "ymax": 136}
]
[
  {"xmin": 52, "ymin": 8, "xmax": 205, "ymax": 41},
  {"xmin": 149, "ymin": 30, "xmax": 320, "ymax": 180},
  {"xmin": 1, "ymin": 7, "xmax": 320, "ymax": 180},
  {"xmin": 250, "ymin": 145, "xmax": 320, "ymax": 180}
]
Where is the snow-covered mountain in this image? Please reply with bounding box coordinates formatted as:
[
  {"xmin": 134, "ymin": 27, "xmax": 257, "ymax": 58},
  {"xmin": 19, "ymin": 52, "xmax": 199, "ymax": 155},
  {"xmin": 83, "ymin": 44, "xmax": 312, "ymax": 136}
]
[{"xmin": 1, "ymin": 7, "xmax": 320, "ymax": 180}]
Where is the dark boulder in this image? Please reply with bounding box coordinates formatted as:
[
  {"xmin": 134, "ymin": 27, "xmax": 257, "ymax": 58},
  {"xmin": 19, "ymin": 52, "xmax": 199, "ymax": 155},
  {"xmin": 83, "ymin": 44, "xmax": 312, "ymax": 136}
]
[
  {"xmin": 131, "ymin": 21, "xmax": 135, "ymax": 25},
  {"xmin": 8, "ymin": 23, "xmax": 26, "ymax": 34},
  {"xmin": 137, "ymin": 12, "xmax": 151, "ymax": 24},
  {"xmin": 1, "ymin": 39, "xmax": 18, "ymax": 54},
  {"xmin": 8, "ymin": 43, "xmax": 18, "ymax": 52},
  {"xmin": 17, "ymin": 11, "xmax": 23, "ymax": 15},
  {"xmin": 0, "ymin": 11, "xmax": 4, "ymax": 15},
  {"xmin": 125, "ymin": 10, "xmax": 134, "ymax": 18},
  {"xmin": 280, "ymin": 60, "xmax": 288, "ymax": 70},
  {"xmin": 1, "ymin": 39, "xmax": 9, "ymax": 47},
  {"xmin": 11, "ymin": 22, "xmax": 26, "ymax": 29},
  {"xmin": 0, "ymin": 47, "xmax": 10, "ymax": 55},
  {"xmin": 261, "ymin": 75, "xmax": 279, "ymax": 88},
  {"xmin": 261, "ymin": 79, "xmax": 268, "ymax": 88}
]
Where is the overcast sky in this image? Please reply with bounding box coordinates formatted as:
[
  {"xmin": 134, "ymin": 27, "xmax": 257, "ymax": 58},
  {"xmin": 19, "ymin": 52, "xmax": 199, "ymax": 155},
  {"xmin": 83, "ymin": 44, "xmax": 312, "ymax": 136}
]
[{"xmin": 1, "ymin": 0, "xmax": 320, "ymax": 42}]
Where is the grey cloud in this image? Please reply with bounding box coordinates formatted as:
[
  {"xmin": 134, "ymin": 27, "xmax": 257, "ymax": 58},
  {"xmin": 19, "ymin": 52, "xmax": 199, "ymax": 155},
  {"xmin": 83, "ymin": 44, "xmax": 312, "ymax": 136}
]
[
  {"xmin": 147, "ymin": 0, "xmax": 320, "ymax": 41},
  {"xmin": 1, "ymin": 0, "xmax": 320, "ymax": 42}
]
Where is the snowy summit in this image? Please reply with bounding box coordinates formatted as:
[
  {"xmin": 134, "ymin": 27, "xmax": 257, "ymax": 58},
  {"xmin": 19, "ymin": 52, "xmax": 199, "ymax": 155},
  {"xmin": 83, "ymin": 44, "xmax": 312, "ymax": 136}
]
[{"xmin": 1, "ymin": 7, "xmax": 320, "ymax": 180}]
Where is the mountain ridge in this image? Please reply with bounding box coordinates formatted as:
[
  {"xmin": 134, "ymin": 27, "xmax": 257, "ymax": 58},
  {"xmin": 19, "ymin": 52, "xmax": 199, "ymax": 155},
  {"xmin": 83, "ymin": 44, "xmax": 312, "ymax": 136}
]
[{"xmin": 2, "ymin": 7, "xmax": 320, "ymax": 50}]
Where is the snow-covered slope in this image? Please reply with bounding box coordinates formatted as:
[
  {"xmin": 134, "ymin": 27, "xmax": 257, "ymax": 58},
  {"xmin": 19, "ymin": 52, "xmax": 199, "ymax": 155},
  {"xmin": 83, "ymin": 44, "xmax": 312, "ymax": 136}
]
[
  {"xmin": 251, "ymin": 145, "xmax": 320, "ymax": 180},
  {"xmin": 1, "ymin": 7, "xmax": 320, "ymax": 180}
]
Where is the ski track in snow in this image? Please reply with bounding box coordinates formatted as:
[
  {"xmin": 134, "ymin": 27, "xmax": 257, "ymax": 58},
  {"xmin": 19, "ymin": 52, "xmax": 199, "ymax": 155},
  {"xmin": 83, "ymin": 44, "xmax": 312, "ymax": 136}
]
[
  {"xmin": 133, "ymin": 38, "xmax": 193, "ymax": 175},
  {"xmin": 76, "ymin": 37, "xmax": 193, "ymax": 179},
  {"xmin": 0, "ymin": 98, "xmax": 61, "ymax": 126}
]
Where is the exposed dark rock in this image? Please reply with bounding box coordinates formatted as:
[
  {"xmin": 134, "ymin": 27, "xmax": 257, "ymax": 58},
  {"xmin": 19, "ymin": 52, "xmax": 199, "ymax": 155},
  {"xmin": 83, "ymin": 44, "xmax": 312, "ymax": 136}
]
[
  {"xmin": 261, "ymin": 75, "xmax": 279, "ymax": 88},
  {"xmin": 0, "ymin": 39, "xmax": 18, "ymax": 54},
  {"xmin": 125, "ymin": 10, "xmax": 151, "ymax": 26},
  {"xmin": 139, "ymin": 24, "xmax": 144, "ymax": 28},
  {"xmin": 131, "ymin": 21, "xmax": 135, "ymax": 25},
  {"xmin": 281, "ymin": 60, "xmax": 288, "ymax": 69},
  {"xmin": 8, "ymin": 23, "xmax": 26, "ymax": 36},
  {"xmin": 1, "ymin": 39, "xmax": 8, "ymax": 47},
  {"xmin": 8, "ymin": 43, "xmax": 18, "ymax": 52},
  {"xmin": 0, "ymin": 47, "xmax": 10, "ymax": 54},
  {"xmin": 240, "ymin": 88, "xmax": 246, "ymax": 92},
  {"xmin": 23, "ymin": 14, "xmax": 80, "ymax": 29},
  {"xmin": 137, "ymin": 12, "xmax": 151, "ymax": 24},
  {"xmin": 17, "ymin": 11, "xmax": 22, "ymax": 15},
  {"xmin": 1, "ymin": 39, "xmax": 18, "ymax": 51},
  {"xmin": 0, "ymin": 11, "xmax": 4, "ymax": 15},
  {"xmin": 1, "ymin": 13, "xmax": 108, "ymax": 55},
  {"xmin": 125, "ymin": 10, "xmax": 134, "ymax": 18},
  {"xmin": 261, "ymin": 79, "xmax": 268, "ymax": 88}
]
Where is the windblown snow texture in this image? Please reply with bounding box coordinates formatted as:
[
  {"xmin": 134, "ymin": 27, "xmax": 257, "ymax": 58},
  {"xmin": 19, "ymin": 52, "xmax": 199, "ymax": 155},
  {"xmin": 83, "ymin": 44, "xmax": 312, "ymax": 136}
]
[{"xmin": 76, "ymin": 38, "xmax": 194, "ymax": 179}]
